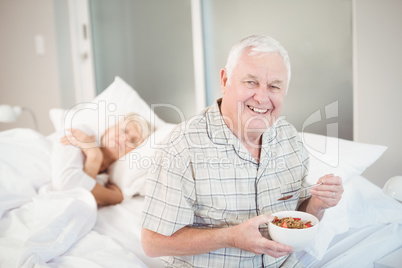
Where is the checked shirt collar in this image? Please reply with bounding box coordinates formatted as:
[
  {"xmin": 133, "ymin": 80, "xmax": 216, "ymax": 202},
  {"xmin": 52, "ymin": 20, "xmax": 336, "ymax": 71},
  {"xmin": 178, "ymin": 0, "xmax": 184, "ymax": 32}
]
[{"xmin": 205, "ymin": 99, "xmax": 279, "ymax": 168}]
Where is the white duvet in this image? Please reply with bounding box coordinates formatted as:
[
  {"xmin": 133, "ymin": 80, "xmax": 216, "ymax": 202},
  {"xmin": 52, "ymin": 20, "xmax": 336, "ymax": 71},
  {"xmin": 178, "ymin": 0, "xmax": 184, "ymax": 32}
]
[{"xmin": 0, "ymin": 129, "xmax": 153, "ymax": 268}]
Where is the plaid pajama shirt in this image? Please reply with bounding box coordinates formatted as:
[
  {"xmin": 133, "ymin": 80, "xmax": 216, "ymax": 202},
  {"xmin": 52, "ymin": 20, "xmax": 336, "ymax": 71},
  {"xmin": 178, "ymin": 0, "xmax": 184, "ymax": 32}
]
[{"xmin": 142, "ymin": 100, "xmax": 310, "ymax": 268}]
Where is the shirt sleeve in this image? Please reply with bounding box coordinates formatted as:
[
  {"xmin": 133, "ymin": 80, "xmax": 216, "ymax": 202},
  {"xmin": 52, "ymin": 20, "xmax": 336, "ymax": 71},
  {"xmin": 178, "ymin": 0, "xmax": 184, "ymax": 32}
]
[
  {"xmin": 141, "ymin": 144, "xmax": 196, "ymax": 236},
  {"xmin": 51, "ymin": 133, "xmax": 96, "ymax": 191}
]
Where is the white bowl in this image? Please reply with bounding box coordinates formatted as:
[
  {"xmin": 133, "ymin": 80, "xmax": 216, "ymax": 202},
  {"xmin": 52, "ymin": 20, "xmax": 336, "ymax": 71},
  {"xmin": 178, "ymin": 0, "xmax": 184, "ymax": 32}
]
[{"xmin": 268, "ymin": 211, "xmax": 319, "ymax": 251}]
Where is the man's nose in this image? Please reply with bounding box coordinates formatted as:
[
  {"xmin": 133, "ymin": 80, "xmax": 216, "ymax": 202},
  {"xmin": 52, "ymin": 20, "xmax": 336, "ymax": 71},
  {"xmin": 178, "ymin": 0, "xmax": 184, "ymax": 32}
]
[{"xmin": 253, "ymin": 86, "xmax": 271, "ymax": 104}]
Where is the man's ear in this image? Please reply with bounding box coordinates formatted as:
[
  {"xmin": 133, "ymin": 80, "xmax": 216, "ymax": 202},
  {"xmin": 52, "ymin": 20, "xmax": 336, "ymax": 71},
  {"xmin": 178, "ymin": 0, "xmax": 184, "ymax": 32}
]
[{"xmin": 220, "ymin": 68, "xmax": 228, "ymax": 94}]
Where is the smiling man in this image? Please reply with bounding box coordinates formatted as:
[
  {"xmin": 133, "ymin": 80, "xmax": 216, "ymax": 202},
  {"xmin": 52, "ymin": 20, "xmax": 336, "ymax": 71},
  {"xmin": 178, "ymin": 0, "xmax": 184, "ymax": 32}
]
[
  {"xmin": 141, "ymin": 35, "xmax": 343, "ymax": 267},
  {"xmin": 220, "ymin": 45, "xmax": 288, "ymax": 163}
]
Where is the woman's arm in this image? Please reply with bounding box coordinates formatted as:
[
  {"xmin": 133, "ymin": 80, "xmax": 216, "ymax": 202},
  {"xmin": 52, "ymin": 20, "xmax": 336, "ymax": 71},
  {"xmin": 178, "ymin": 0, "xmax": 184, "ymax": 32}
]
[
  {"xmin": 51, "ymin": 141, "xmax": 96, "ymax": 191},
  {"xmin": 59, "ymin": 129, "xmax": 123, "ymax": 206},
  {"xmin": 81, "ymin": 147, "xmax": 102, "ymax": 179},
  {"xmin": 60, "ymin": 129, "xmax": 102, "ymax": 178},
  {"xmin": 91, "ymin": 182, "xmax": 123, "ymax": 206}
]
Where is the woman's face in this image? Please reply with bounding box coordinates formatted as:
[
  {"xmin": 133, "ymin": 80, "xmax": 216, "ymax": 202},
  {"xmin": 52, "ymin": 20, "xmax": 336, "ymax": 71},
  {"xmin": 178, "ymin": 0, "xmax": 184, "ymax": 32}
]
[{"xmin": 101, "ymin": 119, "xmax": 144, "ymax": 160}]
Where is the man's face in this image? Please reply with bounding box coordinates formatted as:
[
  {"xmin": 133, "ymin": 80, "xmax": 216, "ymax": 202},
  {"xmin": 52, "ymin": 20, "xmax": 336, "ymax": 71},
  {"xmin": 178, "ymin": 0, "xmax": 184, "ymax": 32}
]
[{"xmin": 220, "ymin": 50, "xmax": 288, "ymax": 141}]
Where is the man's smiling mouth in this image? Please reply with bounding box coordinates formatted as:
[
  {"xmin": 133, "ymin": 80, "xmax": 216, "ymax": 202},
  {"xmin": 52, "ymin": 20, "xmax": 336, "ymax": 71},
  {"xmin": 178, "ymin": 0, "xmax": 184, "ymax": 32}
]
[{"xmin": 248, "ymin": 105, "xmax": 268, "ymax": 114}]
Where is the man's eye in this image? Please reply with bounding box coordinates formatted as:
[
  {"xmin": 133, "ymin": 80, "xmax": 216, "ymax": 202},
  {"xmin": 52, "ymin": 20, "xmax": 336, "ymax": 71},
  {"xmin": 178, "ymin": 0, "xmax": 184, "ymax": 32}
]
[
  {"xmin": 270, "ymin": 85, "xmax": 281, "ymax": 92},
  {"xmin": 244, "ymin": 81, "xmax": 258, "ymax": 88}
]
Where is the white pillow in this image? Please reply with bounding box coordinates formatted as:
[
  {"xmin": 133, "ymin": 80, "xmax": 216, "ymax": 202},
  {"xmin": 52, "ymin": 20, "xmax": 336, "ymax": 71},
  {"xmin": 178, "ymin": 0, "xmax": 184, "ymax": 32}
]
[
  {"xmin": 107, "ymin": 123, "xmax": 176, "ymax": 198},
  {"xmin": 300, "ymin": 132, "xmax": 387, "ymax": 184},
  {"xmin": 49, "ymin": 76, "xmax": 165, "ymax": 139},
  {"xmin": 49, "ymin": 76, "xmax": 167, "ymax": 196}
]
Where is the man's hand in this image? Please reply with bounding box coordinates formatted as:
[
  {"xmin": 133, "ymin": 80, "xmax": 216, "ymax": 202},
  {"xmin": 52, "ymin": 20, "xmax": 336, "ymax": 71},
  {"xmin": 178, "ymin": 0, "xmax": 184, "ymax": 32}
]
[
  {"xmin": 230, "ymin": 214, "xmax": 294, "ymax": 258},
  {"xmin": 305, "ymin": 174, "xmax": 344, "ymax": 217}
]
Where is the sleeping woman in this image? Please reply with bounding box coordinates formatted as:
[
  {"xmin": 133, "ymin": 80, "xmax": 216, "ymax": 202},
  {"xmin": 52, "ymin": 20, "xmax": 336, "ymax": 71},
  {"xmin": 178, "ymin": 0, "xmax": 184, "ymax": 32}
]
[{"xmin": 52, "ymin": 113, "xmax": 152, "ymax": 206}]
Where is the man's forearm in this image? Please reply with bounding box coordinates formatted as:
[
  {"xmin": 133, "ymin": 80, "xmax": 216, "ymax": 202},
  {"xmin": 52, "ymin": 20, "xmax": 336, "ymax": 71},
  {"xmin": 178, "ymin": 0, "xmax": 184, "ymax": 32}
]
[
  {"xmin": 298, "ymin": 197, "xmax": 324, "ymax": 220},
  {"xmin": 141, "ymin": 226, "xmax": 233, "ymax": 257},
  {"xmin": 142, "ymin": 215, "xmax": 294, "ymax": 258}
]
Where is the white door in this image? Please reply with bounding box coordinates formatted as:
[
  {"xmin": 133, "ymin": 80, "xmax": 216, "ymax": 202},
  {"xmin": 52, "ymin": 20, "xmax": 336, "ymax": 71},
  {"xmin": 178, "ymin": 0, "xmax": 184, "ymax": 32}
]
[{"xmin": 68, "ymin": 0, "xmax": 96, "ymax": 104}]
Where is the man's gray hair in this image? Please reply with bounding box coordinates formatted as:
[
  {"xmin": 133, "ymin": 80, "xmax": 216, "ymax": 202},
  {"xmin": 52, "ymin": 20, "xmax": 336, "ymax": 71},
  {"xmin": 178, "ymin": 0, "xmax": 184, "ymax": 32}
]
[{"xmin": 225, "ymin": 35, "xmax": 291, "ymax": 93}]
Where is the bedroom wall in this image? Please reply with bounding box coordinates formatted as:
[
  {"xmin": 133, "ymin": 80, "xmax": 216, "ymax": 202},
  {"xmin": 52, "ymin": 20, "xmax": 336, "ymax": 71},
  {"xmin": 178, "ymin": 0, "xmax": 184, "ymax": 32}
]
[
  {"xmin": 0, "ymin": 0, "xmax": 61, "ymax": 135},
  {"xmin": 354, "ymin": 0, "xmax": 402, "ymax": 187},
  {"xmin": 202, "ymin": 0, "xmax": 353, "ymax": 141}
]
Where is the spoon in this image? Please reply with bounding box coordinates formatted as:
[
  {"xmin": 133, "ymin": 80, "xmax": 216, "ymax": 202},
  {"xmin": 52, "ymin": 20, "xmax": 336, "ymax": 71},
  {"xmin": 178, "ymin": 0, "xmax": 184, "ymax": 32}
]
[{"xmin": 277, "ymin": 183, "xmax": 323, "ymax": 201}]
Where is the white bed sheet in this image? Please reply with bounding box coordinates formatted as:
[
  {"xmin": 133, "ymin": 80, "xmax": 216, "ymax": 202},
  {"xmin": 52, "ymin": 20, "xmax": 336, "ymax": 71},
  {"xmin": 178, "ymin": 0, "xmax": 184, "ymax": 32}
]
[
  {"xmin": 1, "ymin": 128, "xmax": 401, "ymax": 268},
  {"xmin": 296, "ymin": 174, "xmax": 402, "ymax": 267},
  {"xmin": 95, "ymin": 196, "xmax": 164, "ymax": 268},
  {"xmin": 297, "ymin": 223, "xmax": 402, "ymax": 267}
]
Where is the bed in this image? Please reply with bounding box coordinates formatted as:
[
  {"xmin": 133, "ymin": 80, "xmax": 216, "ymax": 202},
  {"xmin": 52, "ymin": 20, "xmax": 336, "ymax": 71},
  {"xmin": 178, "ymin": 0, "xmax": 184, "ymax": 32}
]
[{"xmin": 1, "ymin": 76, "xmax": 401, "ymax": 267}]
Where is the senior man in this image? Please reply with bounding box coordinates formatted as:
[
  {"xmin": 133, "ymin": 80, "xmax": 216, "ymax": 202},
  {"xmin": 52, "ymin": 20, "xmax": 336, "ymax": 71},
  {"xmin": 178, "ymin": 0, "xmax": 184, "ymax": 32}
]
[{"xmin": 141, "ymin": 35, "xmax": 343, "ymax": 267}]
